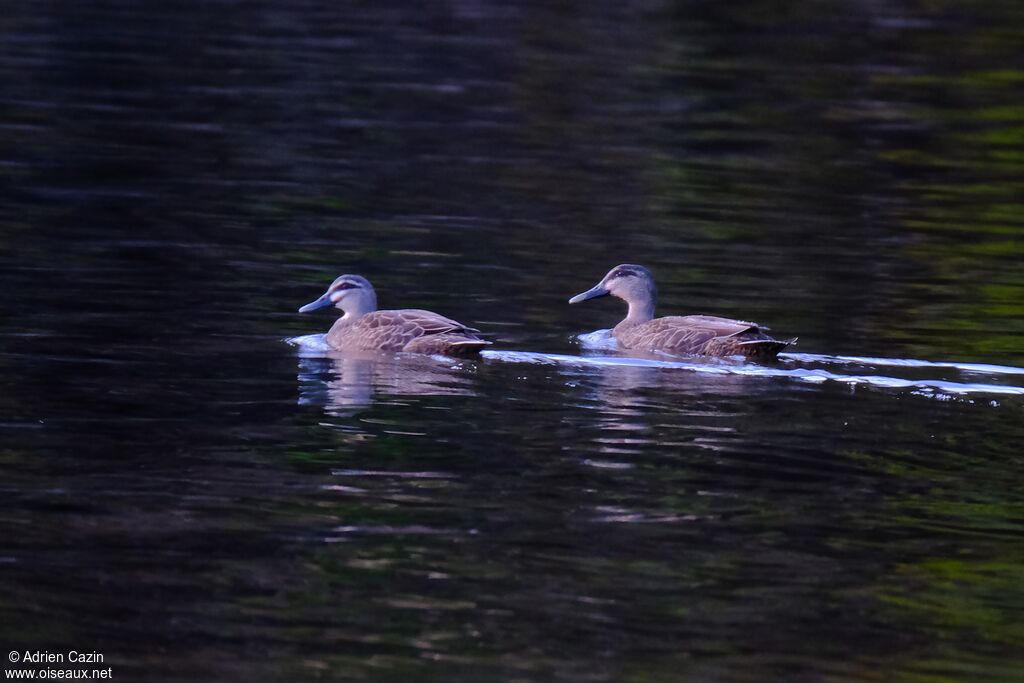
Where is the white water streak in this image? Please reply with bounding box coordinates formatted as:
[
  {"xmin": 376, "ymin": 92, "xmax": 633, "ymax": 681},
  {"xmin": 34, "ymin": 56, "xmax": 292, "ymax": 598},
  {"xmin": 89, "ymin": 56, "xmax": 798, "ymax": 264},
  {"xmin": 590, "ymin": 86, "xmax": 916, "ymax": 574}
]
[
  {"xmin": 481, "ymin": 350, "xmax": 1024, "ymax": 396},
  {"xmin": 286, "ymin": 333, "xmax": 1024, "ymax": 398}
]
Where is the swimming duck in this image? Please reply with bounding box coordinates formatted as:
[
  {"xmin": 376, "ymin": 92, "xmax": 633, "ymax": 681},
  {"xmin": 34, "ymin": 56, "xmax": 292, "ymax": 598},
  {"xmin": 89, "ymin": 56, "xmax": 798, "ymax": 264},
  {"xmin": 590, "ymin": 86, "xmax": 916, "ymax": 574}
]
[
  {"xmin": 299, "ymin": 274, "xmax": 490, "ymax": 356},
  {"xmin": 569, "ymin": 264, "xmax": 795, "ymax": 358}
]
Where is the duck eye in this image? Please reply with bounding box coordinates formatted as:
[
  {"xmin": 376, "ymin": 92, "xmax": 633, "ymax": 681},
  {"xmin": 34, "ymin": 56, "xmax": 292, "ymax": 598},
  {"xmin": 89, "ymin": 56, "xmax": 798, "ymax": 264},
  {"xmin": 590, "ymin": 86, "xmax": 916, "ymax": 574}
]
[{"xmin": 334, "ymin": 282, "xmax": 359, "ymax": 291}]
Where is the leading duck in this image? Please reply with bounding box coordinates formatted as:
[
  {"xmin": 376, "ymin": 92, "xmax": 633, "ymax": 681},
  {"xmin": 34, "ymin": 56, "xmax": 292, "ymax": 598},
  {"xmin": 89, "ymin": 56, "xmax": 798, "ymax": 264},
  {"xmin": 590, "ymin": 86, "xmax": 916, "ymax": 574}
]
[
  {"xmin": 569, "ymin": 264, "xmax": 795, "ymax": 358},
  {"xmin": 299, "ymin": 274, "xmax": 490, "ymax": 356}
]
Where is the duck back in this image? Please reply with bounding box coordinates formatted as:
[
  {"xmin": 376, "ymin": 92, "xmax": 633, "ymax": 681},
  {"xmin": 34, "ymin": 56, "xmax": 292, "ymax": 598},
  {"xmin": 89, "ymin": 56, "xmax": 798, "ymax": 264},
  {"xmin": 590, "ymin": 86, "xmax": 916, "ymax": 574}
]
[
  {"xmin": 616, "ymin": 315, "xmax": 794, "ymax": 358},
  {"xmin": 327, "ymin": 309, "xmax": 489, "ymax": 355}
]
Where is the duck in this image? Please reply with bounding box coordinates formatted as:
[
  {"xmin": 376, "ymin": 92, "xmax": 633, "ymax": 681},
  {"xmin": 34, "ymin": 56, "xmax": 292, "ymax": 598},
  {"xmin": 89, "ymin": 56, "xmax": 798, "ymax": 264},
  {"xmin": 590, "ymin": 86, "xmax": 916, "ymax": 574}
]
[
  {"xmin": 568, "ymin": 264, "xmax": 795, "ymax": 358},
  {"xmin": 299, "ymin": 274, "xmax": 490, "ymax": 356}
]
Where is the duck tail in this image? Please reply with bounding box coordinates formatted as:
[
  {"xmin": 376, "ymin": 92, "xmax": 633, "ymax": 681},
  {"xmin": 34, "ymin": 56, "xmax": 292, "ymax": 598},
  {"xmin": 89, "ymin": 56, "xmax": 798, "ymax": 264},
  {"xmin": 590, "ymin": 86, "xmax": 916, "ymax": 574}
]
[
  {"xmin": 737, "ymin": 337, "xmax": 797, "ymax": 358},
  {"xmin": 446, "ymin": 339, "xmax": 492, "ymax": 356},
  {"xmin": 405, "ymin": 334, "xmax": 491, "ymax": 357}
]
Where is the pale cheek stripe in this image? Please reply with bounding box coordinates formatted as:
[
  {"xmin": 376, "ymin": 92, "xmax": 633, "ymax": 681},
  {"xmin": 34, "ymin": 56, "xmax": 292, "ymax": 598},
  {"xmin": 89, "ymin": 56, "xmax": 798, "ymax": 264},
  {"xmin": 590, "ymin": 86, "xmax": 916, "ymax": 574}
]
[{"xmin": 330, "ymin": 291, "xmax": 344, "ymax": 302}]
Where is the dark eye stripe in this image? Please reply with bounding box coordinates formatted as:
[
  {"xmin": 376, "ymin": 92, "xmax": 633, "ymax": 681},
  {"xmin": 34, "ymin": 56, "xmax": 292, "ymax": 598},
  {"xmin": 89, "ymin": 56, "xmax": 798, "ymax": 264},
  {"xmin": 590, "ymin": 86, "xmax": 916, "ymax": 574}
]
[
  {"xmin": 612, "ymin": 269, "xmax": 636, "ymax": 279},
  {"xmin": 333, "ymin": 282, "xmax": 359, "ymax": 291}
]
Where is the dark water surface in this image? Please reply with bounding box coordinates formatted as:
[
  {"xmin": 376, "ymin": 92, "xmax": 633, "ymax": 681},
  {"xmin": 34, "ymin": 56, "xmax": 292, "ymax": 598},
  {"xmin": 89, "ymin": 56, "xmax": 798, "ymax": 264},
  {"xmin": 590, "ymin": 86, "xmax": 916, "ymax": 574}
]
[{"xmin": 3, "ymin": 1, "xmax": 1024, "ymax": 681}]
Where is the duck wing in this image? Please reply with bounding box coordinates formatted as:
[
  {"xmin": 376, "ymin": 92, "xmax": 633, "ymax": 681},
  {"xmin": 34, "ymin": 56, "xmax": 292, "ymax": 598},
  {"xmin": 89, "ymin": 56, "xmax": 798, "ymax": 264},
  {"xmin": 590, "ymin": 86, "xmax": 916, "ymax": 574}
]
[
  {"xmin": 349, "ymin": 309, "xmax": 482, "ymax": 351},
  {"xmin": 390, "ymin": 309, "xmax": 483, "ymax": 335},
  {"xmin": 669, "ymin": 315, "xmax": 766, "ymax": 334},
  {"xmin": 620, "ymin": 315, "xmax": 768, "ymax": 354}
]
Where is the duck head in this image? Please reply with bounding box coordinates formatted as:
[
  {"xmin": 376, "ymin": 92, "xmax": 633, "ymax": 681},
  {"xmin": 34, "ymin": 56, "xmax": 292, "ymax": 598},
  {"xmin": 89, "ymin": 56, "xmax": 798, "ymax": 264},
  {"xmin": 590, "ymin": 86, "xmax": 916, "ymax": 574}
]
[
  {"xmin": 299, "ymin": 274, "xmax": 378, "ymax": 319},
  {"xmin": 568, "ymin": 264, "xmax": 657, "ymax": 323}
]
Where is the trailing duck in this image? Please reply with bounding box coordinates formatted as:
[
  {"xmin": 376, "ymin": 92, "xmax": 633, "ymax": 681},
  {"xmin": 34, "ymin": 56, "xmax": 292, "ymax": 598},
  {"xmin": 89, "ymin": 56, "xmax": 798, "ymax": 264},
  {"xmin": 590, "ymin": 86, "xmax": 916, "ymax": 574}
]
[{"xmin": 569, "ymin": 264, "xmax": 795, "ymax": 358}]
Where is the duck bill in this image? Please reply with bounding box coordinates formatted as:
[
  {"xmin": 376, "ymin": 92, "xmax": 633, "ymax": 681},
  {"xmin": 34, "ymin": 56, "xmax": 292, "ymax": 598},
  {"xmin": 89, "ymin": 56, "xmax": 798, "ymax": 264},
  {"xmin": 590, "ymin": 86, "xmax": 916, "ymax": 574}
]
[
  {"xmin": 298, "ymin": 292, "xmax": 333, "ymax": 313},
  {"xmin": 568, "ymin": 284, "xmax": 609, "ymax": 304}
]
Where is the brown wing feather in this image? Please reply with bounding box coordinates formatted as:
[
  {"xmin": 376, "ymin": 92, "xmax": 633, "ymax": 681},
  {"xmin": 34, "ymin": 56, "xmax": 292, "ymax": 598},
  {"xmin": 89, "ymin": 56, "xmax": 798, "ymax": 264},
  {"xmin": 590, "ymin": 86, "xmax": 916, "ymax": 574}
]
[
  {"xmin": 392, "ymin": 309, "xmax": 475, "ymax": 336},
  {"xmin": 669, "ymin": 315, "xmax": 763, "ymax": 336},
  {"xmin": 616, "ymin": 315, "xmax": 783, "ymax": 356},
  {"xmin": 329, "ymin": 309, "xmax": 483, "ymax": 353}
]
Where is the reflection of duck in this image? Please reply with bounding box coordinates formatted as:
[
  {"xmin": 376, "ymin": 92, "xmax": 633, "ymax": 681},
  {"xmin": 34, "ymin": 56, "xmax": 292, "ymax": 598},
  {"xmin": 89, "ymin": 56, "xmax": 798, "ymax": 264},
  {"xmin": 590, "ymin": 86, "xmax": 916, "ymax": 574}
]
[
  {"xmin": 299, "ymin": 274, "xmax": 490, "ymax": 356},
  {"xmin": 569, "ymin": 264, "xmax": 795, "ymax": 358},
  {"xmin": 297, "ymin": 352, "xmax": 476, "ymax": 417}
]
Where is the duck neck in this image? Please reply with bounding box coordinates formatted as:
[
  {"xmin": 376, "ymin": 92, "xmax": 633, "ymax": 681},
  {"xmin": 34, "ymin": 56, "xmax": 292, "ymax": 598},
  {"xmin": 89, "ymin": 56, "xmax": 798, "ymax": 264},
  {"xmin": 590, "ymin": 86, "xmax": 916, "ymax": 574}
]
[
  {"xmin": 339, "ymin": 291, "xmax": 377, "ymax": 321},
  {"xmin": 623, "ymin": 297, "xmax": 655, "ymax": 326}
]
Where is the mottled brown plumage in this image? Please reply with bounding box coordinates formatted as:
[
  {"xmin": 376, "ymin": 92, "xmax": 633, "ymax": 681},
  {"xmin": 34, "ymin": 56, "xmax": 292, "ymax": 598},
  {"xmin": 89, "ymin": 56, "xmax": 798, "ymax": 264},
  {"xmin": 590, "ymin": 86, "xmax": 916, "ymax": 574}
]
[
  {"xmin": 299, "ymin": 275, "xmax": 489, "ymax": 356},
  {"xmin": 615, "ymin": 315, "xmax": 791, "ymax": 357},
  {"xmin": 570, "ymin": 265, "xmax": 795, "ymax": 358}
]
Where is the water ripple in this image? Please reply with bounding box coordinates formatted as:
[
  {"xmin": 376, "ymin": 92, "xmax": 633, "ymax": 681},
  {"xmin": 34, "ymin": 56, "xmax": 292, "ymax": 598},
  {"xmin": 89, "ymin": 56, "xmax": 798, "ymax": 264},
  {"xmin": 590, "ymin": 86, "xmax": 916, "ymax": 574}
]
[
  {"xmin": 288, "ymin": 333, "xmax": 1024, "ymax": 399},
  {"xmin": 485, "ymin": 349, "xmax": 1024, "ymax": 398},
  {"xmin": 784, "ymin": 352, "xmax": 1024, "ymax": 376}
]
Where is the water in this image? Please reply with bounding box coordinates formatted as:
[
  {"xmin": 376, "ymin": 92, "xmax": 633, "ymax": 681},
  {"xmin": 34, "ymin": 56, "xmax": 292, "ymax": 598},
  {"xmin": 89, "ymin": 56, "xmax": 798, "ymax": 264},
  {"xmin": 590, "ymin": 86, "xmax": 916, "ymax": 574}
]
[{"xmin": 3, "ymin": 1, "xmax": 1024, "ymax": 681}]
